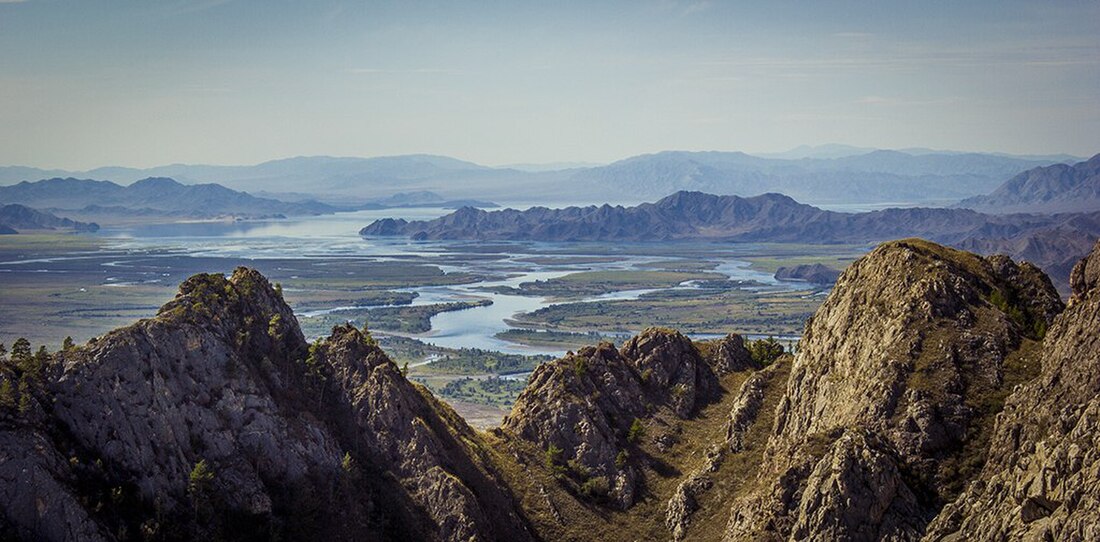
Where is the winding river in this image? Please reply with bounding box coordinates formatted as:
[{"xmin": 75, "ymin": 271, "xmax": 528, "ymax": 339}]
[{"xmin": 97, "ymin": 207, "xmax": 813, "ymax": 356}]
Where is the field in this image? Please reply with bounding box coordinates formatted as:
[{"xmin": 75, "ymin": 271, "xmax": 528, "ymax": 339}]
[
  {"xmin": 298, "ymin": 299, "xmax": 493, "ymax": 337},
  {"xmin": 480, "ymin": 269, "xmax": 726, "ymax": 300},
  {"xmin": 494, "ymin": 329, "xmax": 629, "ymax": 350},
  {"xmin": 510, "ymin": 286, "xmax": 823, "ymax": 337}
]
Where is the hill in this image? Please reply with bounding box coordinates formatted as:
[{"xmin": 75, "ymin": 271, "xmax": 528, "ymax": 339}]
[
  {"xmin": 957, "ymin": 153, "xmax": 1100, "ymax": 213},
  {"xmin": 0, "ymin": 177, "xmax": 336, "ymax": 221},
  {"xmin": 0, "ymin": 204, "xmax": 99, "ymax": 232}
]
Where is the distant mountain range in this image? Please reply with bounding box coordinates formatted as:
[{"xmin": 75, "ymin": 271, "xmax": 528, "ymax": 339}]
[
  {"xmin": 956, "ymin": 153, "xmax": 1100, "ymax": 213},
  {"xmin": 361, "ymin": 190, "xmax": 1100, "ymax": 293},
  {"xmin": 363, "ymin": 191, "xmax": 498, "ymax": 210},
  {"xmin": 0, "ymin": 148, "xmax": 1080, "ymax": 207},
  {"xmin": 0, "ymin": 203, "xmax": 99, "ymax": 233},
  {"xmin": 0, "ymin": 177, "xmax": 336, "ymax": 221}
]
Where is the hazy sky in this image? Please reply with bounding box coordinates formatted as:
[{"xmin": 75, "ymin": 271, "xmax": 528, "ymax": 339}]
[{"xmin": 1, "ymin": 0, "xmax": 1097, "ymax": 169}]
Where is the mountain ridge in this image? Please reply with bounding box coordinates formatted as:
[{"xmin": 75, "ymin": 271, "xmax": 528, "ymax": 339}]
[
  {"xmin": 361, "ymin": 190, "xmax": 1100, "ymax": 293},
  {"xmin": 1, "ymin": 148, "xmax": 1069, "ymax": 206},
  {"xmin": 0, "ymin": 203, "xmax": 99, "ymax": 233},
  {"xmin": 0, "ymin": 177, "xmax": 336, "ymax": 220},
  {"xmin": 956, "ymin": 153, "xmax": 1100, "ymax": 214},
  {"xmin": 5, "ymin": 239, "xmax": 1100, "ymax": 540}
]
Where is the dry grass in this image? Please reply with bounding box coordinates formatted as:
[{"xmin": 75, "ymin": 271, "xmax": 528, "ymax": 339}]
[{"xmin": 482, "ymin": 358, "xmax": 793, "ymax": 541}]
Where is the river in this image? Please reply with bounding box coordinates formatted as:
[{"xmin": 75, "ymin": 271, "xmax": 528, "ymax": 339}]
[{"xmin": 96, "ymin": 207, "xmax": 815, "ymax": 356}]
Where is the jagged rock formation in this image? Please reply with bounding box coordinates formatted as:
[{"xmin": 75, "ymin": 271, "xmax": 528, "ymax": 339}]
[
  {"xmin": 501, "ymin": 329, "xmax": 723, "ymax": 509},
  {"xmin": 724, "ymin": 239, "xmax": 1063, "ymax": 541},
  {"xmin": 0, "ymin": 268, "xmax": 533, "ymax": 542},
  {"xmin": 924, "ymin": 239, "xmax": 1100, "ymax": 540},
  {"xmin": 706, "ymin": 333, "xmax": 760, "ymax": 376},
  {"xmin": 8, "ymin": 238, "xmax": 1100, "ymax": 542}
]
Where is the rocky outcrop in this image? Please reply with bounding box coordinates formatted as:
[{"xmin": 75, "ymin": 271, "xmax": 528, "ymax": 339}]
[
  {"xmin": 724, "ymin": 239, "xmax": 1063, "ymax": 541},
  {"xmin": 502, "ymin": 329, "xmax": 726, "ymax": 508},
  {"xmin": 0, "ymin": 268, "xmax": 533, "ymax": 542},
  {"xmin": 774, "ymin": 263, "xmax": 841, "ymax": 285},
  {"xmin": 724, "ymin": 363, "xmax": 780, "ymax": 453},
  {"xmin": 924, "ymin": 239, "xmax": 1100, "ymax": 540},
  {"xmin": 620, "ymin": 328, "xmax": 722, "ymax": 418},
  {"xmin": 704, "ymin": 333, "xmax": 759, "ymax": 376}
]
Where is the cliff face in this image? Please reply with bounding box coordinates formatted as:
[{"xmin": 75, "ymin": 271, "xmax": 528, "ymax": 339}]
[
  {"xmin": 724, "ymin": 239, "xmax": 1063, "ymax": 541},
  {"xmin": 924, "ymin": 239, "xmax": 1100, "ymax": 540},
  {"xmin": 0, "ymin": 268, "xmax": 532, "ymax": 542}
]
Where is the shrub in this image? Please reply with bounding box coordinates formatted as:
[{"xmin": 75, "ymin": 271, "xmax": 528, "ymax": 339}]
[
  {"xmin": 573, "ymin": 356, "xmax": 588, "ymax": 378},
  {"xmin": 567, "ymin": 459, "xmax": 590, "ymax": 478},
  {"xmin": 17, "ymin": 377, "xmax": 32, "ymax": 413},
  {"xmin": 749, "ymin": 337, "xmax": 784, "ymax": 366},
  {"xmin": 615, "ymin": 450, "xmax": 629, "ymax": 469},
  {"xmin": 341, "ymin": 452, "xmax": 359, "ymax": 478},
  {"xmin": 580, "ymin": 476, "xmax": 610, "ymax": 498},
  {"xmin": 188, "ymin": 459, "xmax": 215, "ymax": 497},
  {"xmin": 544, "ymin": 444, "xmax": 563, "ymax": 468},
  {"xmin": 268, "ymin": 314, "xmax": 282, "ymax": 340},
  {"xmin": 544, "ymin": 444, "xmax": 567, "ymax": 478},
  {"xmin": 627, "ymin": 418, "xmax": 645, "ymax": 443},
  {"xmin": 0, "ymin": 379, "xmax": 14, "ymax": 410}
]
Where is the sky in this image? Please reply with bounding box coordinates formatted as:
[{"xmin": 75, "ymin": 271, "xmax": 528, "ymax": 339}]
[{"xmin": 0, "ymin": 0, "xmax": 1097, "ymax": 170}]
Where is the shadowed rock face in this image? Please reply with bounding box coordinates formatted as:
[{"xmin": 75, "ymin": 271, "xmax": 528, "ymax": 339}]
[
  {"xmin": 0, "ymin": 268, "xmax": 533, "ymax": 542},
  {"xmin": 724, "ymin": 239, "xmax": 1064, "ymax": 541},
  {"xmin": 924, "ymin": 239, "xmax": 1100, "ymax": 540}
]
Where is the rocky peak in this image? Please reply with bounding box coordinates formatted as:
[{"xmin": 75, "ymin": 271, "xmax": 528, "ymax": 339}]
[
  {"xmin": 1069, "ymin": 238, "xmax": 1100, "ymax": 304},
  {"xmin": 502, "ymin": 328, "xmax": 742, "ymax": 510},
  {"xmin": 2, "ymin": 267, "xmax": 533, "ymax": 542},
  {"xmin": 502, "ymin": 341, "xmax": 648, "ymax": 508},
  {"xmin": 925, "ymin": 238, "xmax": 1100, "ymax": 540},
  {"xmin": 620, "ymin": 328, "xmax": 720, "ymax": 417},
  {"xmin": 705, "ymin": 333, "xmax": 759, "ymax": 376},
  {"xmin": 725, "ymin": 238, "xmax": 1063, "ymax": 541}
]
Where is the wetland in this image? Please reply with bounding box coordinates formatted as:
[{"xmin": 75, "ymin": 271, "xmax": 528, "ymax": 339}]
[{"xmin": 0, "ymin": 208, "xmax": 868, "ymax": 424}]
